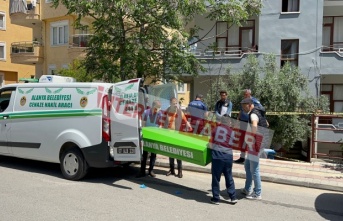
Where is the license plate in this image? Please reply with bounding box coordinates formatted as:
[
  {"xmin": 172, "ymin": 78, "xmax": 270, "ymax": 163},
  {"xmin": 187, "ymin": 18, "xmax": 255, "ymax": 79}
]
[{"xmin": 117, "ymin": 148, "xmax": 135, "ymax": 154}]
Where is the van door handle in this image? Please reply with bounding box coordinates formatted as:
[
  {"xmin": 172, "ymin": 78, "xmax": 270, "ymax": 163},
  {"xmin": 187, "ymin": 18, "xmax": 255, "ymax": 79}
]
[{"xmin": 2, "ymin": 115, "xmax": 9, "ymax": 119}]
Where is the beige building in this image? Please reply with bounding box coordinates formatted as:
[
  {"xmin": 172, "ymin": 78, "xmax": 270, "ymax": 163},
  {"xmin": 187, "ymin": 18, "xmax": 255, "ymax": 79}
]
[
  {"xmin": 4, "ymin": 1, "xmax": 190, "ymax": 106},
  {"xmin": 0, "ymin": 0, "xmax": 36, "ymax": 85},
  {"xmin": 3, "ymin": 0, "xmax": 92, "ymax": 83}
]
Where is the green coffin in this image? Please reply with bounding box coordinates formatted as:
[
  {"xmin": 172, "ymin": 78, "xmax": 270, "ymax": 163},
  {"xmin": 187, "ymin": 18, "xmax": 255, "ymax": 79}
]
[{"xmin": 142, "ymin": 127, "xmax": 211, "ymax": 166}]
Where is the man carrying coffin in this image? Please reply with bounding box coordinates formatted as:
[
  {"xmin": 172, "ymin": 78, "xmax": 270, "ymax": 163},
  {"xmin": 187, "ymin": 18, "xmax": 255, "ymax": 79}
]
[{"xmin": 208, "ymin": 115, "xmax": 237, "ymax": 205}]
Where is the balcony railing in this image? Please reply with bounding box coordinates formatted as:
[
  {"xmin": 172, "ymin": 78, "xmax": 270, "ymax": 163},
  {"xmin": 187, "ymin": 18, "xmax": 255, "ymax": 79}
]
[
  {"xmin": 11, "ymin": 41, "xmax": 42, "ymax": 53},
  {"xmin": 10, "ymin": 41, "xmax": 43, "ymax": 64},
  {"xmin": 186, "ymin": 46, "xmax": 258, "ymax": 59},
  {"xmin": 320, "ymin": 44, "xmax": 343, "ymax": 57},
  {"xmin": 70, "ymin": 34, "xmax": 93, "ymax": 48}
]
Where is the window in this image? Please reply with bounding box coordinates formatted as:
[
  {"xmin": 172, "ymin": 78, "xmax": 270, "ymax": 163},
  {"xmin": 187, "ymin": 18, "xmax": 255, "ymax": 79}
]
[
  {"xmin": 0, "ymin": 42, "xmax": 5, "ymax": 61},
  {"xmin": 48, "ymin": 65, "xmax": 57, "ymax": 75},
  {"xmin": 50, "ymin": 21, "xmax": 69, "ymax": 46},
  {"xmin": 216, "ymin": 22, "xmax": 228, "ymax": 51},
  {"xmin": 177, "ymin": 83, "xmax": 187, "ymax": 93},
  {"xmin": 0, "ymin": 73, "xmax": 4, "ymax": 87},
  {"xmin": 281, "ymin": 39, "xmax": 299, "ymax": 67},
  {"xmin": 0, "ymin": 87, "xmax": 15, "ymax": 112},
  {"xmin": 0, "ymin": 11, "xmax": 5, "ymax": 30},
  {"xmin": 321, "ymin": 84, "xmax": 343, "ymax": 112},
  {"xmin": 322, "ymin": 16, "xmax": 343, "ymax": 51},
  {"xmin": 216, "ymin": 20, "xmax": 255, "ymax": 53},
  {"xmin": 282, "ymin": 0, "xmax": 300, "ymax": 13}
]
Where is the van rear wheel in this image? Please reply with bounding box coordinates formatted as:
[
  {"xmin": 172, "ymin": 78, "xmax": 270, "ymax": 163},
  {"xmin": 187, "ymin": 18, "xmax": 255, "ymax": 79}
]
[{"xmin": 60, "ymin": 148, "xmax": 88, "ymax": 180}]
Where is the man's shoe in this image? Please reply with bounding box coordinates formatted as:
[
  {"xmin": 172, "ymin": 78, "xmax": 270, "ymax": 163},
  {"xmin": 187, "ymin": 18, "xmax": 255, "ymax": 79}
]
[
  {"xmin": 148, "ymin": 171, "xmax": 156, "ymax": 178},
  {"xmin": 177, "ymin": 169, "xmax": 183, "ymax": 178},
  {"xmin": 136, "ymin": 172, "xmax": 146, "ymax": 178},
  {"xmin": 246, "ymin": 193, "xmax": 262, "ymax": 200},
  {"xmin": 240, "ymin": 188, "xmax": 252, "ymax": 196},
  {"xmin": 166, "ymin": 169, "xmax": 176, "ymax": 176},
  {"xmin": 228, "ymin": 198, "xmax": 238, "ymax": 204},
  {"xmin": 234, "ymin": 157, "xmax": 245, "ymax": 164},
  {"xmin": 210, "ymin": 198, "xmax": 219, "ymax": 205}
]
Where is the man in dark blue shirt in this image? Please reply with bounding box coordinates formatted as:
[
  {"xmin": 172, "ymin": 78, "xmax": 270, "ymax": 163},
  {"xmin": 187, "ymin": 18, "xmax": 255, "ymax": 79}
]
[
  {"xmin": 187, "ymin": 94, "xmax": 208, "ymax": 134},
  {"xmin": 209, "ymin": 115, "xmax": 237, "ymax": 205}
]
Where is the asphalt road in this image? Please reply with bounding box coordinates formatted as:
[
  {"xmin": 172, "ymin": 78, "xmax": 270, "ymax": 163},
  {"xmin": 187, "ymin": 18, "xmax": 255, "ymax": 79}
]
[{"xmin": 0, "ymin": 156, "xmax": 342, "ymax": 221}]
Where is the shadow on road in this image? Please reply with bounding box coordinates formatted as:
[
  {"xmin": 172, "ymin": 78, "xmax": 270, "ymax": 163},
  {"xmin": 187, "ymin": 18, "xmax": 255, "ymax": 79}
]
[
  {"xmin": 0, "ymin": 156, "xmax": 212, "ymax": 204},
  {"xmin": 314, "ymin": 192, "xmax": 343, "ymax": 221},
  {"xmin": 0, "ymin": 155, "xmax": 63, "ymax": 179},
  {"xmin": 86, "ymin": 166, "xmax": 212, "ymax": 204}
]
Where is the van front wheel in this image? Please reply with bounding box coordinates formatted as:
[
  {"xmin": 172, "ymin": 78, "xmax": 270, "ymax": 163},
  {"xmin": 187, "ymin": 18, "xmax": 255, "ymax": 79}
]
[{"xmin": 60, "ymin": 148, "xmax": 88, "ymax": 180}]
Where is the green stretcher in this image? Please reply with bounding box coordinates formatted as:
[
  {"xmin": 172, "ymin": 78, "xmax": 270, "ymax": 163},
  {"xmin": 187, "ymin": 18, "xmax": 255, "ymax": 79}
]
[{"xmin": 142, "ymin": 127, "xmax": 212, "ymax": 166}]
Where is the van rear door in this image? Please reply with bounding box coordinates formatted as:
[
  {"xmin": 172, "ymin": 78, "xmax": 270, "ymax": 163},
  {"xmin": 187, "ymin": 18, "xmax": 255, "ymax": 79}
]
[{"xmin": 110, "ymin": 79, "xmax": 143, "ymax": 162}]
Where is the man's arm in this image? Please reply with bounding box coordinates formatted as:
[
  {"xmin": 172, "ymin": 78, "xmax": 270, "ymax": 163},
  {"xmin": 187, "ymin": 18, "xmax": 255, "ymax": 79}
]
[
  {"xmin": 214, "ymin": 101, "xmax": 221, "ymax": 117},
  {"xmin": 250, "ymin": 114, "xmax": 259, "ymax": 134},
  {"xmin": 181, "ymin": 111, "xmax": 192, "ymax": 129},
  {"xmin": 203, "ymin": 103, "xmax": 209, "ymax": 118},
  {"xmin": 226, "ymin": 101, "xmax": 233, "ymax": 117},
  {"xmin": 141, "ymin": 110, "xmax": 147, "ymax": 127}
]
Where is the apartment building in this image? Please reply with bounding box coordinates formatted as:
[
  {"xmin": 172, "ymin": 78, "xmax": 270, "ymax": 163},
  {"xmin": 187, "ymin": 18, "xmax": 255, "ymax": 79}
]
[
  {"xmin": 0, "ymin": 0, "xmax": 36, "ymax": 85},
  {"xmin": 5, "ymin": 0, "xmax": 91, "ymax": 80},
  {"xmin": 187, "ymin": 0, "xmax": 343, "ymax": 113}
]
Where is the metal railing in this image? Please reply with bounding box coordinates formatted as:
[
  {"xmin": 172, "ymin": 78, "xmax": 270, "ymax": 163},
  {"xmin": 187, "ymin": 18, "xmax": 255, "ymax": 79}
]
[
  {"xmin": 311, "ymin": 114, "xmax": 343, "ymax": 162},
  {"xmin": 11, "ymin": 41, "xmax": 42, "ymax": 53},
  {"xmin": 321, "ymin": 44, "xmax": 343, "ymax": 52},
  {"xmin": 70, "ymin": 34, "xmax": 93, "ymax": 48},
  {"xmin": 186, "ymin": 46, "xmax": 257, "ymax": 58}
]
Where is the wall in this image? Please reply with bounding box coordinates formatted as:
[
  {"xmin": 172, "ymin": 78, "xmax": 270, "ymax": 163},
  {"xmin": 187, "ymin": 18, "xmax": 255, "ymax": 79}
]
[{"xmin": 259, "ymin": 0, "xmax": 324, "ymax": 97}]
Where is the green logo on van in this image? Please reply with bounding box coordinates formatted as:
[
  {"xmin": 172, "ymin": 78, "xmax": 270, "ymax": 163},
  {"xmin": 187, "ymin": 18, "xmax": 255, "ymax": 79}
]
[
  {"xmin": 18, "ymin": 88, "xmax": 34, "ymax": 94},
  {"xmin": 45, "ymin": 88, "xmax": 63, "ymax": 94},
  {"xmin": 76, "ymin": 88, "xmax": 97, "ymax": 95}
]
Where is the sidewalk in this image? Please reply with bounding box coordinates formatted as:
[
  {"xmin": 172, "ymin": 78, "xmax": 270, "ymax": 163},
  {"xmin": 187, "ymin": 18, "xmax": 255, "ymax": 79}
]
[{"xmin": 154, "ymin": 152, "xmax": 343, "ymax": 192}]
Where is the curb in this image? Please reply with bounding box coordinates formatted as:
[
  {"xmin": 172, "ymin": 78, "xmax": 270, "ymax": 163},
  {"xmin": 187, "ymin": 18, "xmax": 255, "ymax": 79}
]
[{"xmin": 154, "ymin": 160, "xmax": 343, "ymax": 192}]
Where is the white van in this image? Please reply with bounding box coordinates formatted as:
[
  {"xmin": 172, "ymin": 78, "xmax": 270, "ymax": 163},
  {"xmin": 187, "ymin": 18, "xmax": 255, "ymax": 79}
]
[{"xmin": 0, "ymin": 77, "xmax": 154, "ymax": 180}]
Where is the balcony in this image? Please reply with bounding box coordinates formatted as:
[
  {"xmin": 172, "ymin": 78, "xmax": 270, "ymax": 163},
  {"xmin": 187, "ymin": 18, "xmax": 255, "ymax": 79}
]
[
  {"xmin": 10, "ymin": 0, "xmax": 41, "ymax": 27},
  {"xmin": 10, "ymin": 41, "xmax": 44, "ymax": 64},
  {"xmin": 186, "ymin": 46, "xmax": 258, "ymax": 60},
  {"xmin": 67, "ymin": 34, "xmax": 93, "ymax": 60},
  {"xmin": 321, "ymin": 44, "xmax": 343, "ymax": 57}
]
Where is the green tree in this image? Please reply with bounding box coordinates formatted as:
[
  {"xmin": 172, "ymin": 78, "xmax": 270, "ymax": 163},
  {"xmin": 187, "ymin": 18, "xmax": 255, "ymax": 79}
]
[
  {"xmin": 52, "ymin": 0, "xmax": 263, "ymax": 82},
  {"xmin": 204, "ymin": 54, "xmax": 329, "ymax": 150},
  {"xmin": 58, "ymin": 60, "xmax": 94, "ymax": 82}
]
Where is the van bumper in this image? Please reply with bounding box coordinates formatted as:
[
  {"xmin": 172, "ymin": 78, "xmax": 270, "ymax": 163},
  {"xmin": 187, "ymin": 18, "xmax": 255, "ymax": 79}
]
[{"xmin": 81, "ymin": 139, "xmax": 114, "ymax": 168}]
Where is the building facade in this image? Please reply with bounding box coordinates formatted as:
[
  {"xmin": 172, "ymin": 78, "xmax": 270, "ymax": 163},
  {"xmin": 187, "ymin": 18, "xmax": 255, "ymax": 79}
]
[
  {"xmin": 186, "ymin": 0, "xmax": 343, "ymax": 113},
  {"xmin": 0, "ymin": 0, "xmax": 36, "ymax": 85},
  {"xmin": 5, "ymin": 0, "xmax": 91, "ymax": 82}
]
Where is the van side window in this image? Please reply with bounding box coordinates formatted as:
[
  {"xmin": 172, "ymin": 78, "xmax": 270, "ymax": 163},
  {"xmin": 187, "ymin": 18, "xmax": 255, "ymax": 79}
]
[{"xmin": 0, "ymin": 88, "xmax": 15, "ymax": 112}]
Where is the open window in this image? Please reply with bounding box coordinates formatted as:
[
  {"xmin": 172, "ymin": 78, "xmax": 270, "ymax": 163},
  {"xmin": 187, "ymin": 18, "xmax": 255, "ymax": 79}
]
[{"xmin": 282, "ymin": 0, "xmax": 300, "ymax": 13}]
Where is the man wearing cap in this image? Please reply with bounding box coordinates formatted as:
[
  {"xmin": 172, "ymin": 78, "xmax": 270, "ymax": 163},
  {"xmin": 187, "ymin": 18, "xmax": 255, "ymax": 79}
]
[
  {"xmin": 240, "ymin": 97, "xmax": 268, "ymax": 200},
  {"xmin": 215, "ymin": 90, "xmax": 232, "ymax": 121},
  {"xmin": 235, "ymin": 89, "xmax": 264, "ymax": 163},
  {"xmin": 187, "ymin": 94, "xmax": 208, "ymax": 134}
]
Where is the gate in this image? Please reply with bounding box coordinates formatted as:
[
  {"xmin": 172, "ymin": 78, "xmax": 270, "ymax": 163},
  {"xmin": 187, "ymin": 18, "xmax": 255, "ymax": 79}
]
[{"xmin": 311, "ymin": 114, "xmax": 343, "ymax": 162}]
